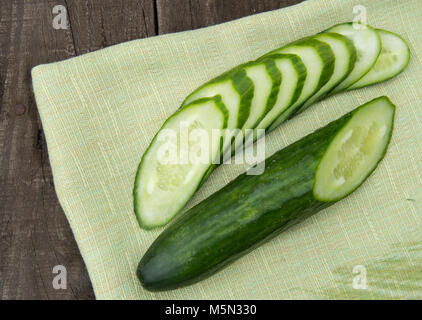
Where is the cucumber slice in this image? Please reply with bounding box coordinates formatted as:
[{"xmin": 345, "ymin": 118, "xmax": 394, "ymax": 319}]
[
  {"xmin": 255, "ymin": 54, "xmax": 306, "ymax": 131},
  {"xmin": 229, "ymin": 59, "xmax": 282, "ymax": 151},
  {"xmin": 348, "ymin": 29, "xmax": 410, "ymax": 89},
  {"xmin": 133, "ymin": 97, "xmax": 228, "ymax": 229},
  {"xmin": 267, "ymin": 38, "xmax": 335, "ymax": 131},
  {"xmin": 182, "ymin": 68, "xmax": 254, "ymax": 130},
  {"xmin": 242, "ymin": 59, "xmax": 281, "ymax": 129},
  {"xmin": 293, "ymin": 33, "xmax": 357, "ymax": 115},
  {"xmin": 326, "ymin": 23, "xmax": 381, "ymax": 93},
  {"xmin": 314, "ymin": 96, "xmax": 394, "ymax": 201},
  {"xmin": 137, "ymin": 96, "xmax": 395, "ymax": 291}
]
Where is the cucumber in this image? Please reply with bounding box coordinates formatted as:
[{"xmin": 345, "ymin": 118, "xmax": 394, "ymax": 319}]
[
  {"xmin": 292, "ymin": 32, "xmax": 357, "ymax": 116},
  {"xmin": 229, "ymin": 59, "xmax": 282, "ymax": 152},
  {"xmin": 314, "ymin": 97, "xmax": 394, "ymax": 201},
  {"xmin": 267, "ymin": 38, "xmax": 335, "ymax": 131},
  {"xmin": 137, "ymin": 96, "xmax": 395, "ymax": 291},
  {"xmin": 326, "ymin": 23, "xmax": 381, "ymax": 93},
  {"xmin": 242, "ymin": 59, "xmax": 281, "ymax": 129},
  {"xmin": 182, "ymin": 67, "xmax": 254, "ymax": 130},
  {"xmin": 255, "ymin": 54, "xmax": 306, "ymax": 133},
  {"xmin": 134, "ymin": 23, "xmax": 409, "ymax": 230},
  {"xmin": 348, "ymin": 29, "xmax": 410, "ymax": 89},
  {"xmin": 182, "ymin": 64, "xmax": 256, "ymax": 157},
  {"xmin": 133, "ymin": 97, "xmax": 228, "ymax": 229}
]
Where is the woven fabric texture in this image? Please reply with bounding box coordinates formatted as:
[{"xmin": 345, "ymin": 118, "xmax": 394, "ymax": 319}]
[{"xmin": 32, "ymin": 0, "xmax": 422, "ymax": 299}]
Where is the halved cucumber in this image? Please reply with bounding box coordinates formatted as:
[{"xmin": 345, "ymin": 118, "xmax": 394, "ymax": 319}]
[
  {"xmin": 348, "ymin": 29, "xmax": 410, "ymax": 89},
  {"xmin": 255, "ymin": 54, "xmax": 306, "ymax": 132},
  {"xmin": 314, "ymin": 96, "xmax": 395, "ymax": 201},
  {"xmin": 133, "ymin": 97, "xmax": 228, "ymax": 229},
  {"xmin": 137, "ymin": 96, "xmax": 395, "ymax": 291},
  {"xmin": 267, "ymin": 38, "xmax": 335, "ymax": 131},
  {"xmin": 326, "ymin": 23, "xmax": 381, "ymax": 93},
  {"xmin": 292, "ymin": 32, "xmax": 357, "ymax": 115}
]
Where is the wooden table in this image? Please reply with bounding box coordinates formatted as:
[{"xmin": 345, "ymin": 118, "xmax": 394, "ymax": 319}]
[{"xmin": 0, "ymin": 0, "xmax": 303, "ymax": 299}]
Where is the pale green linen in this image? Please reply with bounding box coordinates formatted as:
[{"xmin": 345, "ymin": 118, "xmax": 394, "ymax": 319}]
[{"xmin": 32, "ymin": 0, "xmax": 422, "ymax": 299}]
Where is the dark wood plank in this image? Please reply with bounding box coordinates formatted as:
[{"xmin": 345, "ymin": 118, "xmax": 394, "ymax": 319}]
[
  {"xmin": 0, "ymin": 0, "xmax": 155, "ymax": 300},
  {"xmin": 0, "ymin": 0, "xmax": 93, "ymax": 300},
  {"xmin": 65, "ymin": 0, "xmax": 156, "ymax": 55},
  {"xmin": 156, "ymin": 0, "xmax": 305, "ymax": 34},
  {"xmin": 0, "ymin": 0, "xmax": 303, "ymax": 299}
]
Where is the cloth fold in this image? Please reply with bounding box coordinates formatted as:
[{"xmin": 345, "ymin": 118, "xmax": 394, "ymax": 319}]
[{"xmin": 32, "ymin": 0, "xmax": 422, "ymax": 299}]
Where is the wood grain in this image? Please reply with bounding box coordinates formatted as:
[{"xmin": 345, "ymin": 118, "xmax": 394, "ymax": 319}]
[
  {"xmin": 156, "ymin": 0, "xmax": 304, "ymax": 34},
  {"xmin": 0, "ymin": 0, "xmax": 303, "ymax": 300}
]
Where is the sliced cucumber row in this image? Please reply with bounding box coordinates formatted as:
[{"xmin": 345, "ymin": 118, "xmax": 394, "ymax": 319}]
[
  {"xmin": 267, "ymin": 38, "xmax": 335, "ymax": 130},
  {"xmin": 255, "ymin": 54, "xmax": 306, "ymax": 133},
  {"xmin": 243, "ymin": 59, "xmax": 281, "ymax": 129},
  {"xmin": 134, "ymin": 22, "xmax": 410, "ymax": 229},
  {"xmin": 294, "ymin": 32, "xmax": 357, "ymax": 115}
]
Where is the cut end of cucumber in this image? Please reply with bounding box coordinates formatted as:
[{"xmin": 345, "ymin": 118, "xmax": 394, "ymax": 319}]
[
  {"xmin": 134, "ymin": 98, "xmax": 227, "ymax": 229},
  {"xmin": 314, "ymin": 96, "xmax": 394, "ymax": 202}
]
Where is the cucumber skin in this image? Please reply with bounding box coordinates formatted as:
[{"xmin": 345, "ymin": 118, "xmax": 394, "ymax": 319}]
[
  {"xmin": 304, "ymin": 38, "xmax": 336, "ymax": 94},
  {"xmin": 231, "ymin": 69, "xmax": 255, "ymax": 128},
  {"xmin": 248, "ymin": 53, "xmax": 306, "ymax": 138},
  {"xmin": 248, "ymin": 57, "xmax": 282, "ymax": 128},
  {"xmin": 137, "ymin": 98, "xmax": 393, "ymax": 291},
  {"xmin": 201, "ymin": 54, "xmax": 305, "ymax": 189},
  {"xmin": 272, "ymin": 37, "xmax": 335, "ymax": 94},
  {"xmin": 321, "ymin": 32, "xmax": 357, "ymax": 95},
  {"xmin": 265, "ymin": 53, "xmax": 307, "ymax": 114}
]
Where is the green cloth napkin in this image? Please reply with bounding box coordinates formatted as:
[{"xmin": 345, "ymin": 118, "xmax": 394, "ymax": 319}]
[{"xmin": 32, "ymin": 0, "xmax": 422, "ymax": 299}]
